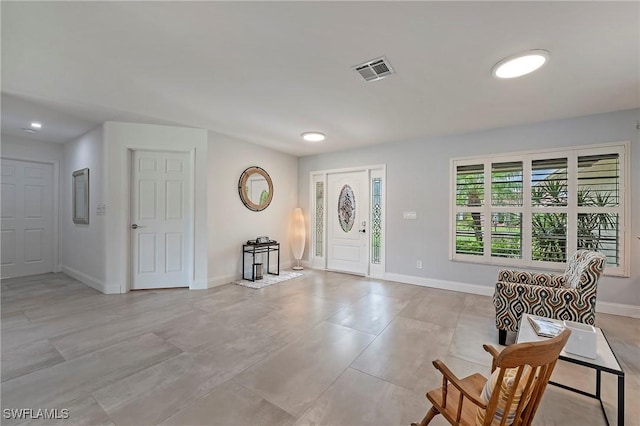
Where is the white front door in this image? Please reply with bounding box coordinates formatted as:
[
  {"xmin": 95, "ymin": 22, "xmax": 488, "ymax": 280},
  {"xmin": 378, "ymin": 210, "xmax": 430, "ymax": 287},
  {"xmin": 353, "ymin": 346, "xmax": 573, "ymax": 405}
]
[
  {"xmin": 327, "ymin": 171, "xmax": 368, "ymax": 275},
  {"xmin": 1, "ymin": 159, "xmax": 54, "ymax": 278},
  {"xmin": 131, "ymin": 151, "xmax": 190, "ymax": 289}
]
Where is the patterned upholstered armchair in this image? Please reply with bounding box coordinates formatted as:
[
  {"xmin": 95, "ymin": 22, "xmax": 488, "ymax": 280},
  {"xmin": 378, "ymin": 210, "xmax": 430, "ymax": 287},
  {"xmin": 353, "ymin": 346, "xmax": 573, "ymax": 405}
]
[{"xmin": 493, "ymin": 250, "xmax": 606, "ymax": 345}]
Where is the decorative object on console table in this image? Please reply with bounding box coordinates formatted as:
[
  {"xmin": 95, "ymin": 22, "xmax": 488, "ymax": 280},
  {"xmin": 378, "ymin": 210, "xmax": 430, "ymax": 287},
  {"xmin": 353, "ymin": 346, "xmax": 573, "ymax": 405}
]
[
  {"xmin": 527, "ymin": 315, "xmax": 565, "ymax": 338},
  {"xmin": 253, "ymin": 263, "xmax": 263, "ymax": 280},
  {"xmin": 291, "ymin": 207, "xmax": 305, "ymax": 270},
  {"xmin": 563, "ymin": 320, "xmax": 597, "ymax": 359}
]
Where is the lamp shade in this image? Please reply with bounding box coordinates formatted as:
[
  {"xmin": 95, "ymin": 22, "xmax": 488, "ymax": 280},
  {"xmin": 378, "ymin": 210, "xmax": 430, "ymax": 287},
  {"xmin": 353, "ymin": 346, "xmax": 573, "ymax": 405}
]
[{"xmin": 291, "ymin": 208, "xmax": 305, "ymax": 265}]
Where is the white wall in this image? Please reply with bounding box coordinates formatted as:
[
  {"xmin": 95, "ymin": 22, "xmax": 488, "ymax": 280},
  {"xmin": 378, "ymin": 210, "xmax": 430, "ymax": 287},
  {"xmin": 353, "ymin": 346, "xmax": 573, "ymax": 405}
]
[
  {"xmin": 1, "ymin": 134, "xmax": 64, "ymax": 272},
  {"xmin": 103, "ymin": 122, "xmax": 208, "ymax": 292},
  {"xmin": 2, "ymin": 134, "xmax": 65, "ymax": 163},
  {"xmin": 61, "ymin": 126, "xmax": 107, "ymax": 291},
  {"xmin": 207, "ymin": 131, "xmax": 298, "ymax": 287},
  {"xmin": 298, "ymin": 108, "xmax": 640, "ymax": 314}
]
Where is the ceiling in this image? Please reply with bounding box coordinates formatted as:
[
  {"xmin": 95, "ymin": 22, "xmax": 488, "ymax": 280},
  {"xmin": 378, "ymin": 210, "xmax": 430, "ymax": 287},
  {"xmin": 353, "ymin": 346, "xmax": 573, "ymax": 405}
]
[{"xmin": 2, "ymin": 1, "xmax": 638, "ymax": 156}]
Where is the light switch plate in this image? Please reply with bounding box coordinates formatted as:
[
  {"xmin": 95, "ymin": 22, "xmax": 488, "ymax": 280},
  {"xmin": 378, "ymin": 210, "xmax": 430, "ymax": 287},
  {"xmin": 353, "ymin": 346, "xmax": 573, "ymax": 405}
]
[{"xmin": 403, "ymin": 211, "xmax": 417, "ymax": 220}]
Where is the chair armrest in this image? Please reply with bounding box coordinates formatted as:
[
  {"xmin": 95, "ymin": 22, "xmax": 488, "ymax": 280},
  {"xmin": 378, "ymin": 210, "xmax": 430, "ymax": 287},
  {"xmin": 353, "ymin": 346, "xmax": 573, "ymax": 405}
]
[
  {"xmin": 432, "ymin": 359, "xmax": 487, "ymax": 409},
  {"xmin": 483, "ymin": 344, "xmax": 500, "ymax": 372},
  {"xmin": 497, "ymin": 270, "xmax": 566, "ymax": 288}
]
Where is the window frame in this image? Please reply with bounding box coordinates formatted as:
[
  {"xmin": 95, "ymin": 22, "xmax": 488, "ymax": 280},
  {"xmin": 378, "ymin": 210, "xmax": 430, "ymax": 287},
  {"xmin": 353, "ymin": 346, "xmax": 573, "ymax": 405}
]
[{"xmin": 449, "ymin": 141, "xmax": 630, "ymax": 277}]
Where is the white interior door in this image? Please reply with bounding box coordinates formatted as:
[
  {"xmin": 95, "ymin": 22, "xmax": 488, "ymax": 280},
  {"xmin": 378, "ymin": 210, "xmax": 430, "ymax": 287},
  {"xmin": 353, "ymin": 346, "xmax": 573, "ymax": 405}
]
[
  {"xmin": 1, "ymin": 159, "xmax": 54, "ymax": 278},
  {"xmin": 327, "ymin": 171, "xmax": 368, "ymax": 275},
  {"xmin": 131, "ymin": 151, "xmax": 190, "ymax": 289}
]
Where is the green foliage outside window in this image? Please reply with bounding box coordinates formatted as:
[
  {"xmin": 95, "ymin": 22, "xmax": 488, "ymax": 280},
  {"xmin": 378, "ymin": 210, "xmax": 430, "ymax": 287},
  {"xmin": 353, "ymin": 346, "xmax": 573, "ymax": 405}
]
[{"xmin": 455, "ymin": 164, "xmax": 618, "ymax": 264}]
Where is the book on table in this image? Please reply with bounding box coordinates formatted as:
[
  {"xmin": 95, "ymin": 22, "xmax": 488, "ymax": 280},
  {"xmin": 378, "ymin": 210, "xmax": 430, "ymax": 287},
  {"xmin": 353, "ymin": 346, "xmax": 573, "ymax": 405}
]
[{"xmin": 527, "ymin": 315, "xmax": 565, "ymax": 338}]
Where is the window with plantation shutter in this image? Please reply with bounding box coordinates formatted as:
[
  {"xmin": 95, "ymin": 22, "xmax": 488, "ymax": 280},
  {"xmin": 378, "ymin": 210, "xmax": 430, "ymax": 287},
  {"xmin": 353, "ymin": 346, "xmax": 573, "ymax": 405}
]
[
  {"xmin": 577, "ymin": 153, "xmax": 621, "ymax": 267},
  {"xmin": 491, "ymin": 162, "xmax": 523, "ymax": 259},
  {"xmin": 531, "ymin": 158, "xmax": 568, "ymax": 263},
  {"xmin": 455, "ymin": 164, "xmax": 484, "ymax": 256},
  {"xmin": 450, "ymin": 142, "xmax": 629, "ymax": 276}
]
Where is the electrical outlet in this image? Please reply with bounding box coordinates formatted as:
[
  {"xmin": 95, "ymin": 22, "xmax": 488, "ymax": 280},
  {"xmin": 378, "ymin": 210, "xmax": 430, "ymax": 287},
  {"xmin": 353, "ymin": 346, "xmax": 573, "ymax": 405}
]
[{"xmin": 416, "ymin": 260, "xmax": 423, "ymax": 269}]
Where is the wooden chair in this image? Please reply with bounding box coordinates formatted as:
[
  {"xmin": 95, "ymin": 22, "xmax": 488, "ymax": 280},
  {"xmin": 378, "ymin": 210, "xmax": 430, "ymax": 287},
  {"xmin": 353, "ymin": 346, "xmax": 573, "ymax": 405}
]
[{"xmin": 412, "ymin": 329, "xmax": 571, "ymax": 426}]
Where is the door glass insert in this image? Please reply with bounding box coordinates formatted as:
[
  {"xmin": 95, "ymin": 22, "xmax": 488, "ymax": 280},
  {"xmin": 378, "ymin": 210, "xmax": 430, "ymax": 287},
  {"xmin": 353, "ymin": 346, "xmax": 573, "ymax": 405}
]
[
  {"xmin": 315, "ymin": 182, "xmax": 324, "ymax": 256},
  {"xmin": 338, "ymin": 184, "xmax": 356, "ymax": 232},
  {"xmin": 371, "ymin": 177, "xmax": 382, "ymax": 264}
]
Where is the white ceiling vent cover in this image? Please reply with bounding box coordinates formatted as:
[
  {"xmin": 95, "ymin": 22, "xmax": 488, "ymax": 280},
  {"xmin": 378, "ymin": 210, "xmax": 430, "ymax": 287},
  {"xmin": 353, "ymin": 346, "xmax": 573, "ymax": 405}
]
[{"xmin": 353, "ymin": 56, "xmax": 395, "ymax": 82}]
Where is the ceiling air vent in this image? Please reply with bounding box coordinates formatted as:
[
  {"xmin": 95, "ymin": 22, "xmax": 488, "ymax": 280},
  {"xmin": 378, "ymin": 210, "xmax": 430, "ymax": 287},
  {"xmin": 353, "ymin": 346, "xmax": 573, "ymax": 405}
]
[{"xmin": 353, "ymin": 56, "xmax": 395, "ymax": 82}]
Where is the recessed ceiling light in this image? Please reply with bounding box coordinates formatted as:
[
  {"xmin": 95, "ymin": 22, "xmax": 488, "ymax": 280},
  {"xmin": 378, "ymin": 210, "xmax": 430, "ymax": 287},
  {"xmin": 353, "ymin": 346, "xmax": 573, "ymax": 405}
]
[
  {"xmin": 492, "ymin": 50, "xmax": 549, "ymax": 79},
  {"xmin": 30, "ymin": 122, "xmax": 42, "ymax": 129},
  {"xmin": 301, "ymin": 131, "xmax": 326, "ymax": 142}
]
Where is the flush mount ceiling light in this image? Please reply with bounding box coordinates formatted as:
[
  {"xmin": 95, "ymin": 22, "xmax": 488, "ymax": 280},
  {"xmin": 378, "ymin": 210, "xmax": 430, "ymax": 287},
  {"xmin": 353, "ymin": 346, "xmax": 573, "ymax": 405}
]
[
  {"xmin": 30, "ymin": 122, "xmax": 42, "ymax": 129},
  {"xmin": 492, "ymin": 50, "xmax": 549, "ymax": 79},
  {"xmin": 301, "ymin": 131, "xmax": 325, "ymax": 142},
  {"xmin": 22, "ymin": 128, "xmax": 37, "ymax": 133}
]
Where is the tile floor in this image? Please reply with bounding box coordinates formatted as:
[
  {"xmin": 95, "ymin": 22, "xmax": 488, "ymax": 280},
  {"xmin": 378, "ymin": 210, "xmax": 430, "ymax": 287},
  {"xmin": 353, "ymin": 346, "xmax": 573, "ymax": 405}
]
[{"xmin": 1, "ymin": 271, "xmax": 638, "ymax": 426}]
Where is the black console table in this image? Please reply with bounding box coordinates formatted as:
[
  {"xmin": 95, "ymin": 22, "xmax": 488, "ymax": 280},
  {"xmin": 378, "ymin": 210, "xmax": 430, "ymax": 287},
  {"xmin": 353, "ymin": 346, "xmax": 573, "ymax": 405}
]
[{"xmin": 242, "ymin": 241, "xmax": 280, "ymax": 281}]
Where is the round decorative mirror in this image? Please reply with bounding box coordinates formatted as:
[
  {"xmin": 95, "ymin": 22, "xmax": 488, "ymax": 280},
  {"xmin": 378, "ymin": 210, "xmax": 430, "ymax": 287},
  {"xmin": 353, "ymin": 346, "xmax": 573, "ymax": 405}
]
[{"xmin": 238, "ymin": 166, "xmax": 274, "ymax": 211}]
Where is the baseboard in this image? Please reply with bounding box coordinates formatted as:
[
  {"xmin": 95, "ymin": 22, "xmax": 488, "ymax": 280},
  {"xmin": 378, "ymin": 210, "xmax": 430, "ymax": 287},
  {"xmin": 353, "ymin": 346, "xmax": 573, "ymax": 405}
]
[
  {"xmin": 207, "ymin": 273, "xmax": 238, "ymax": 289},
  {"xmin": 596, "ymin": 301, "xmax": 640, "ymax": 318},
  {"xmin": 384, "ymin": 272, "xmax": 494, "ymax": 297},
  {"xmin": 189, "ymin": 280, "xmax": 208, "ymax": 290},
  {"xmin": 384, "ymin": 272, "xmax": 639, "ymax": 318},
  {"xmin": 280, "ymin": 260, "xmax": 295, "ymax": 270},
  {"xmin": 62, "ymin": 266, "xmax": 119, "ymax": 294},
  {"xmin": 207, "ymin": 261, "xmax": 297, "ymax": 289}
]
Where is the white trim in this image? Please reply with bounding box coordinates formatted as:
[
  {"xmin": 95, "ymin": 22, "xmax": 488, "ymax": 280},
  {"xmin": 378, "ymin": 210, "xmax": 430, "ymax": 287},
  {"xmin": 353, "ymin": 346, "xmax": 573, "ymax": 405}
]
[
  {"xmin": 452, "ymin": 140, "xmax": 629, "ymax": 163},
  {"xmin": 384, "ymin": 272, "xmax": 494, "ymax": 296},
  {"xmin": 207, "ymin": 274, "xmax": 237, "ymax": 288},
  {"xmin": 384, "ymin": 272, "xmax": 639, "ymax": 318},
  {"xmin": 207, "ymin": 260, "xmax": 296, "ymax": 288},
  {"xmin": 62, "ymin": 265, "xmax": 120, "ymax": 294},
  {"xmin": 309, "ymin": 164, "xmax": 387, "ymax": 176},
  {"xmin": 596, "ymin": 301, "xmax": 640, "ymax": 319},
  {"xmin": 188, "ymin": 149, "xmax": 196, "ymax": 289}
]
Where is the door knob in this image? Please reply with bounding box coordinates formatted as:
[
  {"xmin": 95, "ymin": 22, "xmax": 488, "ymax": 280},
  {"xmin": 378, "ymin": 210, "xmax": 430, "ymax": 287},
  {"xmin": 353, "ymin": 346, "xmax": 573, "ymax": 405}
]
[
  {"xmin": 131, "ymin": 224, "xmax": 140, "ymax": 229},
  {"xmin": 359, "ymin": 229, "xmax": 366, "ymax": 233}
]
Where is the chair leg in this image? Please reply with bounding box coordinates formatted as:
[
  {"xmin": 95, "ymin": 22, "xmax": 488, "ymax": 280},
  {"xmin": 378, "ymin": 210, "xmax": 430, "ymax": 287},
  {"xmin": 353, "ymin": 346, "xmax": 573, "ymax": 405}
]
[
  {"xmin": 499, "ymin": 329, "xmax": 507, "ymax": 345},
  {"xmin": 412, "ymin": 406, "xmax": 440, "ymax": 426}
]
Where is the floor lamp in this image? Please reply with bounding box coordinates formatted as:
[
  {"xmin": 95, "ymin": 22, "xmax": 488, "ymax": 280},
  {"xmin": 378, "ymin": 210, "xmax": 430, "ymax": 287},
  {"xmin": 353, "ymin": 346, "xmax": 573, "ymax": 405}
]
[{"xmin": 292, "ymin": 207, "xmax": 305, "ymax": 270}]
